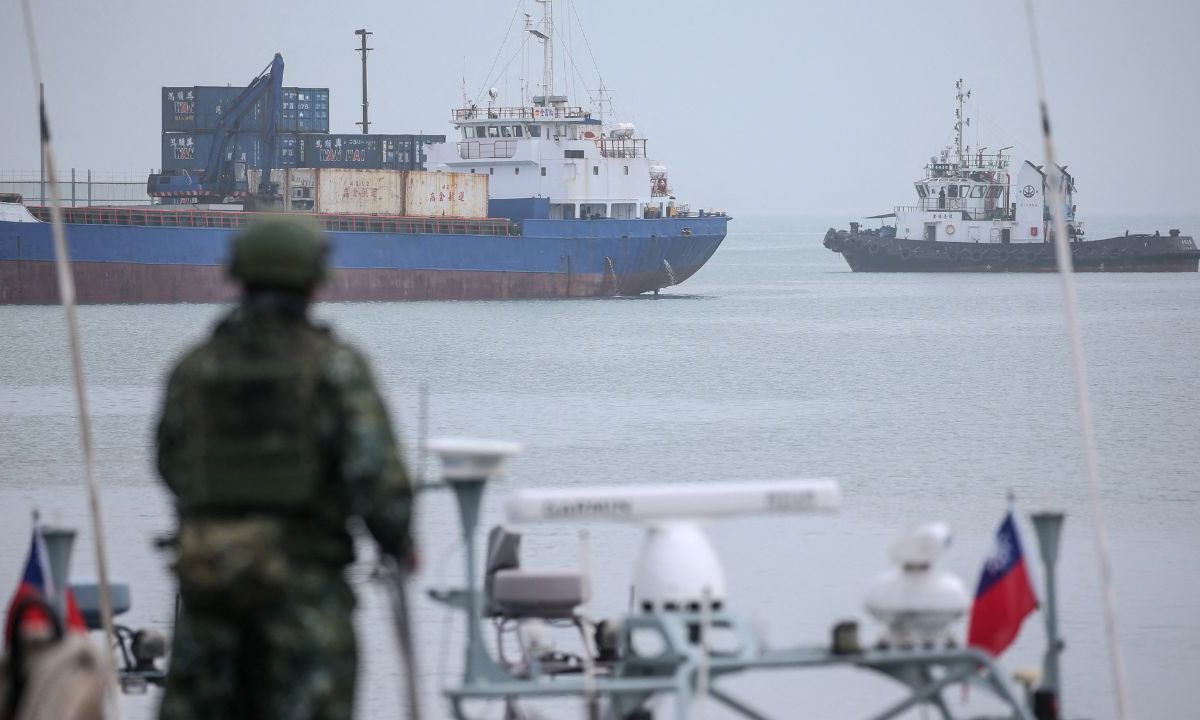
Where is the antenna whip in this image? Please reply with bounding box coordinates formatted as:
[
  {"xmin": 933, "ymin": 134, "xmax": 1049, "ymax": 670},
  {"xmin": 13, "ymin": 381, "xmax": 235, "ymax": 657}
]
[
  {"xmin": 18, "ymin": 2, "xmax": 122, "ymax": 715},
  {"xmin": 1023, "ymin": 2, "xmax": 1131, "ymax": 717}
]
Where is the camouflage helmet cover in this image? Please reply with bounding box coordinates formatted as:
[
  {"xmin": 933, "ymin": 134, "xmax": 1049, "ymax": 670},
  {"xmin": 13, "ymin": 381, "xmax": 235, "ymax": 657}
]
[{"xmin": 228, "ymin": 217, "xmax": 330, "ymax": 290}]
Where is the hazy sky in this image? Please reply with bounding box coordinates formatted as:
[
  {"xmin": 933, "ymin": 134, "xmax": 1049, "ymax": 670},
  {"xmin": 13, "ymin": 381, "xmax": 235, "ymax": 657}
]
[{"xmin": 1, "ymin": 0, "xmax": 1197, "ymax": 216}]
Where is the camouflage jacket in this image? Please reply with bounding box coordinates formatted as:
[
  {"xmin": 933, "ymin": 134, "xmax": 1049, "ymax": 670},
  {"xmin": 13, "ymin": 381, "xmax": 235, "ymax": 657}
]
[{"xmin": 156, "ymin": 301, "xmax": 412, "ymax": 566}]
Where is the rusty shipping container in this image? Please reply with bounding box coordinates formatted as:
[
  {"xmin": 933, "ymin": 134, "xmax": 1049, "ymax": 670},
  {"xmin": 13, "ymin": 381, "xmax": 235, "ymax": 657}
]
[
  {"xmin": 314, "ymin": 169, "xmax": 406, "ymax": 215},
  {"xmin": 404, "ymin": 171, "xmax": 488, "ymax": 218}
]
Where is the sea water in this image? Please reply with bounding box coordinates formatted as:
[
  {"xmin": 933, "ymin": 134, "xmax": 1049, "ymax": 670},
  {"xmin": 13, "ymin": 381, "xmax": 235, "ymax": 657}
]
[{"xmin": 1, "ymin": 215, "xmax": 1197, "ymax": 719}]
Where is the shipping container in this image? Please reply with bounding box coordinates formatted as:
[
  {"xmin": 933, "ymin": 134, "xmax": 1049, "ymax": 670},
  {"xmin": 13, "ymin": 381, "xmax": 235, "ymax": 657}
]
[
  {"xmin": 163, "ymin": 86, "xmax": 329, "ymax": 133},
  {"xmin": 161, "ymin": 132, "xmax": 300, "ymax": 172},
  {"xmin": 314, "ymin": 169, "xmax": 406, "ymax": 215},
  {"xmin": 298, "ymin": 134, "xmax": 446, "ymax": 170},
  {"xmin": 404, "ymin": 171, "xmax": 488, "ymax": 218}
]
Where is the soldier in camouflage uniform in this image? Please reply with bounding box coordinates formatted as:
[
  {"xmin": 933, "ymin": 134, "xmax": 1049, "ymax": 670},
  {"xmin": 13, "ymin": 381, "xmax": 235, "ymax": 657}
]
[{"xmin": 155, "ymin": 217, "xmax": 414, "ymax": 720}]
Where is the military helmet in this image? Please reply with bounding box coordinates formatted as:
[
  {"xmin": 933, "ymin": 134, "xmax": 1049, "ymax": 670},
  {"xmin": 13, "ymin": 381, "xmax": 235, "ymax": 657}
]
[{"xmin": 228, "ymin": 217, "xmax": 330, "ymax": 290}]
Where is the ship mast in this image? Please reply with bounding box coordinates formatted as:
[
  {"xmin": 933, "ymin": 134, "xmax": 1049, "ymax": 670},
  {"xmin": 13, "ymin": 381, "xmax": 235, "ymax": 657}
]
[
  {"xmin": 528, "ymin": 0, "xmax": 555, "ymax": 100},
  {"xmin": 955, "ymin": 79, "xmax": 971, "ymax": 167}
]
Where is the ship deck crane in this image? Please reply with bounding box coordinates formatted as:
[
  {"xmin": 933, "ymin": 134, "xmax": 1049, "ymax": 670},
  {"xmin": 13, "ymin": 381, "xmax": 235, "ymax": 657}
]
[{"xmin": 147, "ymin": 54, "xmax": 285, "ymax": 207}]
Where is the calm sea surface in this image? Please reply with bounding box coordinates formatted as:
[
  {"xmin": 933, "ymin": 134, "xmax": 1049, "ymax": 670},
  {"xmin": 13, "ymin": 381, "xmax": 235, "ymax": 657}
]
[{"xmin": 1, "ymin": 215, "xmax": 1197, "ymax": 719}]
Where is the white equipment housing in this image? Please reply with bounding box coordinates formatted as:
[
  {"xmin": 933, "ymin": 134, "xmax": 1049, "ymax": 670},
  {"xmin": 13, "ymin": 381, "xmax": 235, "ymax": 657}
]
[
  {"xmin": 506, "ymin": 479, "xmax": 841, "ymax": 612},
  {"xmin": 865, "ymin": 522, "xmax": 970, "ymax": 646},
  {"xmin": 426, "ymin": 437, "xmax": 522, "ymax": 481}
]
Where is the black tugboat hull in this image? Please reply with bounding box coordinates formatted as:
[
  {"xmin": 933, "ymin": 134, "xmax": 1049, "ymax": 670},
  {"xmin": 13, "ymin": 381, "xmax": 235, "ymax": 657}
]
[{"xmin": 823, "ymin": 230, "xmax": 1200, "ymax": 272}]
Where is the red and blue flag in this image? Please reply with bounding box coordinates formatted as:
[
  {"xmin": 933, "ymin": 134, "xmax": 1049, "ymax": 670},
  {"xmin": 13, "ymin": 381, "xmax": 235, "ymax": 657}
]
[
  {"xmin": 967, "ymin": 511, "xmax": 1038, "ymax": 656},
  {"xmin": 4, "ymin": 522, "xmax": 88, "ymax": 644}
]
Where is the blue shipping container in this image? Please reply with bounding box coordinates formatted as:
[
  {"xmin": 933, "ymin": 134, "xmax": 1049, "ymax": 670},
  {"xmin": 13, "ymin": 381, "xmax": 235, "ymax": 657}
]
[
  {"xmin": 163, "ymin": 86, "xmax": 329, "ymax": 133},
  {"xmin": 299, "ymin": 134, "xmax": 445, "ymax": 170},
  {"xmin": 161, "ymin": 132, "xmax": 300, "ymax": 172}
]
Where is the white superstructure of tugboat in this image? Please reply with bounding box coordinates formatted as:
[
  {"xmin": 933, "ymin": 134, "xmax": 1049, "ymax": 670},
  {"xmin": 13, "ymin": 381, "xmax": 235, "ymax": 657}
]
[{"xmin": 824, "ymin": 80, "xmax": 1199, "ymax": 272}]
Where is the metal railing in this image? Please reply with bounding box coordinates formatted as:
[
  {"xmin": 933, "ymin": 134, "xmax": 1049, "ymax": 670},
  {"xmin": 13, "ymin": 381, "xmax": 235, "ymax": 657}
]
[
  {"xmin": 453, "ymin": 106, "xmax": 588, "ymax": 121},
  {"xmin": 897, "ymin": 202, "xmax": 1015, "ymax": 222},
  {"xmin": 0, "ymin": 169, "xmax": 151, "ymax": 207},
  {"xmin": 597, "ymin": 138, "xmax": 646, "ymax": 158},
  {"xmin": 25, "ymin": 205, "xmax": 520, "ymax": 237},
  {"xmin": 457, "ymin": 140, "xmax": 518, "ymax": 159}
]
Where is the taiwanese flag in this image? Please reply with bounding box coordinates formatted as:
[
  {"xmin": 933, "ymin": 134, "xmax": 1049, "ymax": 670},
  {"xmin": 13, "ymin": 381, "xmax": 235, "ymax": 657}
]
[
  {"xmin": 967, "ymin": 511, "xmax": 1039, "ymax": 656},
  {"xmin": 4, "ymin": 523, "xmax": 88, "ymax": 645}
]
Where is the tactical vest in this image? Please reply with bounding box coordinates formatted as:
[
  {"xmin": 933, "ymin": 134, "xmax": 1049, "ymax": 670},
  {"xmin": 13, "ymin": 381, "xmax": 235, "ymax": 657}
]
[{"xmin": 174, "ymin": 325, "xmax": 330, "ymax": 514}]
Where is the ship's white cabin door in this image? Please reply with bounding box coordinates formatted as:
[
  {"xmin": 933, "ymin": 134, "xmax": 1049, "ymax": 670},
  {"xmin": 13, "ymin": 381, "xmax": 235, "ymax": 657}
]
[{"xmin": 968, "ymin": 226, "xmax": 981, "ymax": 243}]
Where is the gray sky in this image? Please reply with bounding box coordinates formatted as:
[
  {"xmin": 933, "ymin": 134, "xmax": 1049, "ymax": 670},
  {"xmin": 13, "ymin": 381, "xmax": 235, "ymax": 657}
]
[{"xmin": 2, "ymin": 0, "xmax": 1197, "ymax": 216}]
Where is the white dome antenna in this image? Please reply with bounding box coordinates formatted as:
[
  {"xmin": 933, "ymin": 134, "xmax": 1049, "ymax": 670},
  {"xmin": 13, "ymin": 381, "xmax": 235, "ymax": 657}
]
[{"xmin": 865, "ymin": 522, "xmax": 969, "ymax": 647}]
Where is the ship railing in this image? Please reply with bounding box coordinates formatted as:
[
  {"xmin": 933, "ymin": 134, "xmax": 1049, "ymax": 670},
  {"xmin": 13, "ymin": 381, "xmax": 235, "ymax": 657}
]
[
  {"xmin": 597, "ymin": 138, "xmax": 647, "ymax": 159},
  {"xmin": 457, "ymin": 140, "xmax": 518, "ymax": 160},
  {"xmin": 26, "ymin": 206, "xmax": 522, "ymax": 237},
  {"xmin": 453, "ymin": 106, "xmax": 588, "ymax": 121},
  {"xmin": 897, "ymin": 204, "xmax": 1015, "ymax": 221}
]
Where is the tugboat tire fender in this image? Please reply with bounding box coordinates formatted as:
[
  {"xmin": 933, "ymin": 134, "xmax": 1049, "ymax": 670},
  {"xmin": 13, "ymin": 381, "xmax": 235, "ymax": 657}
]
[
  {"xmin": 867, "ymin": 240, "xmax": 881, "ymax": 255},
  {"xmin": 946, "ymin": 247, "xmax": 961, "ymax": 261},
  {"xmin": 969, "ymin": 248, "xmax": 985, "ymax": 262},
  {"xmin": 899, "ymin": 247, "xmax": 913, "ymax": 260}
]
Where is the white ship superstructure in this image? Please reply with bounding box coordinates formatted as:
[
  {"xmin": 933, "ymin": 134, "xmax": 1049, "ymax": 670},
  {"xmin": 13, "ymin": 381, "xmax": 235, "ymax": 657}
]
[
  {"xmin": 427, "ymin": 0, "xmax": 683, "ymax": 221},
  {"xmin": 892, "ymin": 80, "xmax": 1080, "ymax": 245}
]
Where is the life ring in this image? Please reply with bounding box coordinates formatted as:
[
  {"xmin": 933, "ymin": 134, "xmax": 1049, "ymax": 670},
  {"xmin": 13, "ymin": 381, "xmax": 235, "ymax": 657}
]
[{"xmin": 945, "ymin": 224, "xmax": 956, "ymax": 236}]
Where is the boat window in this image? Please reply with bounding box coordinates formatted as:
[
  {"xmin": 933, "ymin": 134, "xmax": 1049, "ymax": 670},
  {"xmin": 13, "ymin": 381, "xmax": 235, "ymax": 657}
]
[
  {"xmin": 541, "ymin": 167, "xmax": 546, "ymax": 176},
  {"xmin": 463, "ymin": 127, "xmax": 474, "ymax": 139},
  {"xmin": 987, "ymin": 186, "xmax": 1002, "ymax": 198},
  {"xmin": 500, "ymin": 126, "xmax": 513, "ymax": 137},
  {"xmin": 593, "ymin": 166, "xmax": 599, "ymax": 176},
  {"xmin": 915, "ymin": 183, "xmax": 928, "ymax": 198},
  {"xmin": 528, "ymin": 125, "xmax": 541, "ymax": 137},
  {"xmin": 564, "ymin": 150, "xmax": 585, "ymax": 159},
  {"xmin": 960, "ymin": 185, "xmax": 969, "ymax": 198},
  {"xmin": 947, "ymin": 185, "xmax": 959, "ymax": 198},
  {"xmin": 514, "ymin": 167, "xmax": 520, "ymax": 175},
  {"xmin": 624, "ymin": 166, "xmax": 629, "ymax": 176},
  {"xmin": 487, "ymin": 126, "xmax": 500, "ymax": 138},
  {"xmin": 513, "ymin": 126, "xmax": 524, "ymax": 137},
  {"xmin": 971, "ymin": 185, "xmax": 984, "ymax": 198}
]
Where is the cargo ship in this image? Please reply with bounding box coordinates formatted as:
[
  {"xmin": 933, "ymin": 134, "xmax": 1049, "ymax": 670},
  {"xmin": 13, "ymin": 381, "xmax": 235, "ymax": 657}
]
[
  {"xmin": 823, "ymin": 81, "xmax": 1198, "ymax": 273},
  {"xmin": 0, "ymin": 10, "xmax": 727, "ymax": 304}
]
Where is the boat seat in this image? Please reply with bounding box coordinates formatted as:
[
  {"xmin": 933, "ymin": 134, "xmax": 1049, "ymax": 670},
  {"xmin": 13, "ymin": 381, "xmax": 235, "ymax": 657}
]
[
  {"xmin": 485, "ymin": 526, "xmax": 589, "ymax": 620},
  {"xmin": 69, "ymin": 582, "xmax": 132, "ymax": 630}
]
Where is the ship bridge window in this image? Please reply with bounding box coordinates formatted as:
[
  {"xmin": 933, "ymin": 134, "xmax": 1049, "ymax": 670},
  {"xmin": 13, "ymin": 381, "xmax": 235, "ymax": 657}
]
[
  {"xmin": 512, "ymin": 126, "xmax": 524, "ymax": 137},
  {"xmin": 960, "ymin": 185, "xmax": 969, "ymax": 198},
  {"xmin": 487, "ymin": 126, "xmax": 500, "ymax": 138},
  {"xmin": 987, "ymin": 186, "xmax": 1002, "ymax": 198},
  {"xmin": 970, "ymin": 185, "xmax": 984, "ymax": 198},
  {"xmin": 947, "ymin": 185, "xmax": 959, "ymax": 198},
  {"xmin": 501, "ymin": 126, "xmax": 513, "ymax": 137},
  {"xmin": 915, "ymin": 183, "xmax": 928, "ymax": 198},
  {"xmin": 527, "ymin": 125, "xmax": 541, "ymax": 138}
]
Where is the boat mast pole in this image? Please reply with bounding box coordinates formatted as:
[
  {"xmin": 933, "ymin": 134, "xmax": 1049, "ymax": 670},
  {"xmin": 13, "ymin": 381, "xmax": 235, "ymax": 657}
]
[
  {"xmin": 354, "ymin": 29, "xmax": 373, "ymax": 134},
  {"xmin": 539, "ymin": 0, "xmax": 554, "ymax": 97},
  {"xmin": 19, "ymin": 2, "xmax": 122, "ymax": 715},
  {"xmin": 1023, "ymin": 2, "xmax": 1131, "ymax": 718}
]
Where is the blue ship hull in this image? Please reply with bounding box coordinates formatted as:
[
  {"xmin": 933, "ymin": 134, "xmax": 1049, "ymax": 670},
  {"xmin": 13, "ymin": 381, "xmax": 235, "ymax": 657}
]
[{"xmin": 0, "ymin": 211, "xmax": 727, "ymax": 304}]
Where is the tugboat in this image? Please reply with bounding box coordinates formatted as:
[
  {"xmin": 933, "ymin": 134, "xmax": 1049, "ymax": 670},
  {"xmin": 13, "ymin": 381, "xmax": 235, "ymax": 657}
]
[{"xmin": 824, "ymin": 81, "xmax": 1199, "ymax": 272}]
